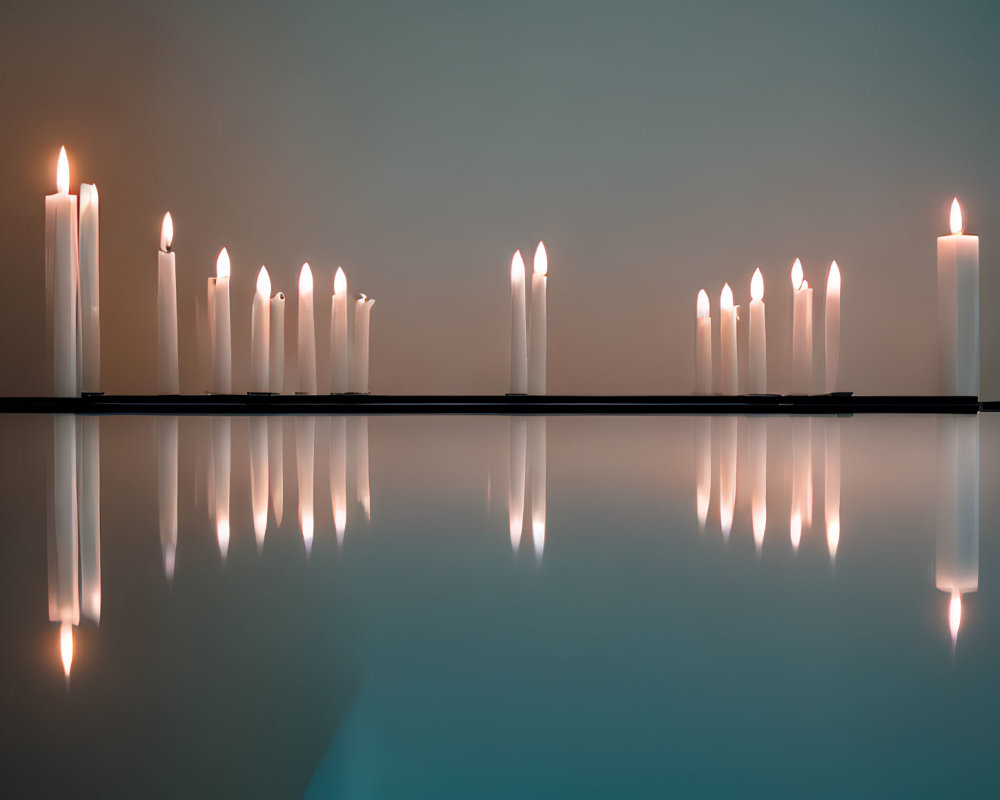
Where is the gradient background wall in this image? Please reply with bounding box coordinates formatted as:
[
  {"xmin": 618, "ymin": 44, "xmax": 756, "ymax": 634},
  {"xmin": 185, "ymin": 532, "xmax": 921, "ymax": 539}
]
[{"xmin": 0, "ymin": 0, "xmax": 997, "ymax": 396}]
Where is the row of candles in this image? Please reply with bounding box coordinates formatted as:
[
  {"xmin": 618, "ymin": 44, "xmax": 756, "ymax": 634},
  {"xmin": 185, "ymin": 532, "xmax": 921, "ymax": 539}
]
[{"xmin": 45, "ymin": 148, "xmax": 376, "ymax": 397}]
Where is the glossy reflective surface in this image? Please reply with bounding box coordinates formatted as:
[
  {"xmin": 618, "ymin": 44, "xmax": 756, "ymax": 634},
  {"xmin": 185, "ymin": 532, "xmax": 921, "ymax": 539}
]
[{"xmin": 1, "ymin": 413, "xmax": 998, "ymax": 797}]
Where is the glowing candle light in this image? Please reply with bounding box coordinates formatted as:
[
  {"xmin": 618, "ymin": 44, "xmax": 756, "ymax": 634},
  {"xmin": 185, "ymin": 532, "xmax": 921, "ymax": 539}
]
[
  {"xmin": 297, "ymin": 263, "xmax": 316, "ymax": 394},
  {"xmin": 528, "ymin": 243, "xmax": 548, "ymax": 394},
  {"xmin": 269, "ymin": 417, "xmax": 284, "ymax": 526},
  {"xmin": 79, "ymin": 183, "xmax": 100, "ymax": 393},
  {"xmin": 45, "ymin": 147, "xmax": 79, "ymax": 397},
  {"xmin": 158, "ymin": 416, "xmax": 178, "ymax": 582},
  {"xmin": 510, "ymin": 250, "xmax": 528, "ymax": 394},
  {"xmin": 212, "ymin": 248, "xmax": 232, "ymax": 393},
  {"xmin": 695, "ymin": 417, "xmax": 711, "ymax": 532},
  {"xmin": 79, "ymin": 416, "xmax": 101, "ymax": 623},
  {"xmin": 213, "ymin": 417, "xmax": 231, "ymax": 560},
  {"xmin": 353, "ymin": 294, "xmax": 375, "ymax": 393},
  {"xmin": 331, "ymin": 416, "xmax": 347, "ymax": 546},
  {"xmin": 748, "ymin": 268, "xmax": 766, "ymax": 394},
  {"xmin": 269, "ymin": 292, "xmax": 285, "ymax": 393},
  {"xmin": 331, "ymin": 267, "xmax": 349, "ymax": 393},
  {"xmin": 528, "ymin": 416, "xmax": 546, "ymax": 559},
  {"xmin": 790, "ymin": 259, "xmax": 813, "ymax": 394},
  {"xmin": 251, "ymin": 267, "xmax": 271, "ymax": 392},
  {"xmin": 60, "ymin": 622, "xmax": 74, "ymax": 679},
  {"xmin": 48, "ymin": 414, "xmax": 79, "ymax": 678},
  {"xmin": 250, "ymin": 416, "xmax": 268, "ymax": 552},
  {"xmin": 937, "ymin": 198, "xmax": 979, "ymax": 395},
  {"xmin": 825, "ymin": 419, "xmax": 841, "ymax": 563},
  {"xmin": 509, "ymin": 416, "xmax": 527, "ymax": 550},
  {"xmin": 296, "ymin": 417, "xmax": 315, "ymax": 554},
  {"xmin": 825, "ymin": 261, "xmax": 841, "ymax": 393},
  {"xmin": 790, "ymin": 418, "xmax": 812, "ymax": 551},
  {"xmin": 719, "ymin": 416, "xmax": 737, "ymax": 539},
  {"xmin": 719, "ymin": 283, "xmax": 738, "ymax": 395},
  {"xmin": 695, "ymin": 289, "xmax": 712, "ymax": 394},
  {"xmin": 157, "ymin": 213, "xmax": 179, "ymax": 394},
  {"xmin": 750, "ymin": 417, "xmax": 766, "ymax": 555}
]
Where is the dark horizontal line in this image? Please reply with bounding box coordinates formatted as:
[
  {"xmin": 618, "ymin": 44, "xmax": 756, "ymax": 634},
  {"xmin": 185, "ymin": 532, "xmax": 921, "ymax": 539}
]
[{"xmin": 0, "ymin": 394, "xmax": 984, "ymax": 416}]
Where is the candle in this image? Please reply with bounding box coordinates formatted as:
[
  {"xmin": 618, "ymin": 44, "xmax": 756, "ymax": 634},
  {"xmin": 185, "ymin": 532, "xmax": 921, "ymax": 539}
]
[
  {"xmin": 269, "ymin": 292, "xmax": 285, "ymax": 393},
  {"xmin": 296, "ymin": 416, "xmax": 315, "ymax": 554},
  {"xmin": 528, "ymin": 242, "xmax": 548, "ymax": 395},
  {"xmin": 45, "ymin": 148, "xmax": 79, "ymax": 397},
  {"xmin": 719, "ymin": 283, "xmax": 738, "ymax": 395},
  {"xmin": 331, "ymin": 266, "xmax": 349, "ymax": 393},
  {"xmin": 212, "ymin": 248, "xmax": 232, "ymax": 394},
  {"xmin": 297, "ymin": 263, "xmax": 316, "ymax": 394},
  {"xmin": 157, "ymin": 213, "xmax": 179, "ymax": 394},
  {"xmin": 825, "ymin": 418, "xmax": 841, "ymax": 563},
  {"xmin": 251, "ymin": 267, "xmax": 271, "ymax": 392},
  {"xmin": 719, "ymin": 416, "xmax": 737, "ymax": 540},
  {"xmin": 157, "ymin": 415, "xmax": 178, "ymax": 582},
  {"xmin": 79, "ymin": 183, "xmax": 100, "ymax": 393},
  {"xmin": 353, "ymin": 293, "xmax": 375, "ymax": 393},
  {"xmin": 748, "ymin": 267, "xmax": 766, "ymax": 394},
  {"xmin": 269, "ymin": 417, "xmax": 284, "ymax": 526},
  {"xmin": 695, "ymin": 289, "xmax": 712, "ymax": 394},
  {"xmin": 213, "ymin": 417, "xmax": 231, "ymax": 559},
  {"xmin": 79, "ymin": 415, "xmax": 101, "ymax": 622},
  {"xmin": 750, "ymin": 417, "xmax": 766, "ymax": 555},
  {"xmin": 695, "ymin": 417, "xmax": 711, "ymax": 532},
  {"xmin": 528, "ymin": 416, "xmax": 546, "ymax": 559},
  {"xmin": 250, "ymin": 416, "xmax": 268, "ymax": 551},
  {"xmin": 510, "ymin": 250, "xmax": 528, "ymax": 394},
  {"xmin": 509, "ymin": 416, "xmax": 527, "ymax": 551},
  {"xmin": 790, "ymin": 259, "xmax": 813, "ymax": 394},
  {"xmin": 825, "ymin": 261, "xmax": 841, "ymax": 393},
  {"xmin": 331, "ymin": 416, "xmax": 347, "ymax": 546},
  {"xmin": 937, "ymin": 198, "xmax": 980, "ymax": 396},
  {"xmin": 354, "ymin": 416, "xmax": 372, "ymax": 521}
]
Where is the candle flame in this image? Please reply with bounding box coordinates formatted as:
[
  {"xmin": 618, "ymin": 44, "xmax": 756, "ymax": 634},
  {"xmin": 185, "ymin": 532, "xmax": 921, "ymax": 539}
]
[
  {"xmin": 56, "ymin": 147, "xmax": 69, "ymax": 194},
  {"xmin": 60, "ymin": 623, "xmax": 73, "ymax": 678},
  {"xmin": 950, "ymin": 197, "xmax": 963, "ymax": 234},
  {"xmin": 751, "ymin": 267, "xmax": 764, "ymax": 302},
  {"xmin": 216, "ymin": 248, "xmax": 231, "ymax": 279},
  {"xmin": 511, "ymin": 250, "xmax": 525, "ymax": 282},
  {"xmin": 827, "ymin": 260, "xmax": 841, "ymax": 293},
  {"xmin": 533, "ymin": 241, "xmax": 548, "ymax": 276},
  {"xmin": 720, "ymin": 283, "xmax": 734, "ymax": 311},
  {"xmin": 160, "ymin": 212, "xmax": 173, "ymax": 251},
  {"xmin": 696, "ymin": 289, "xmax": 710, "ymax": 319},
  {"xmin": 299, "ymin": 262, "xmax": 313, "ymax": 294},
  {"xmin": 256, "ymin": 266, "xmax": 271, "ymax": 297},
  {"xmin": 334, "ymin": 266, "xmax": 347, "ymax": 294},
  {"xmin": 949, "ymin": 590, "xmax": 962, "ymax": 646},
  {"xmin": 791, "ymin": 258, "xmax": 803, "ymax": 291}
]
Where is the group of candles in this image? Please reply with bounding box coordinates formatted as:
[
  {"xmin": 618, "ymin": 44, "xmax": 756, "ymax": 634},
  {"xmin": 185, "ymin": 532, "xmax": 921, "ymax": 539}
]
[
  {"xmin": 508, "ymin": 243, "xmax": 549, "ymax": 394},
  {"xmin": 45, "ymin": 148, "xmax": 376, "ymax": 398}
]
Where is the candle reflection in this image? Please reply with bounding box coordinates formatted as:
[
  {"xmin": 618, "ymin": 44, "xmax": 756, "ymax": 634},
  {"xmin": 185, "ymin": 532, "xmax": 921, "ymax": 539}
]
[
  {"xmin": 158, "ymin": 416, "xmax": 178, "ymax": 582},
  {"xmin": 527, "ymin": 417, "xmax": 546, "ymax": 560},
  {"xmin": 250, "ymin": 417, "xmax": 268, "ymax": 552},
  {"xmin": 509, "ymin": 416, "xmax": 528, "ymax": 551},
  {"xmin": 47, "ymin": 414, "xmax": 79, "ymax": 678},
  {"xmin": 213, "ymin": 417, "xmax": 231, "ymax": 560},
  {"xmin": 790, "ymin": 418, "xmax": 812, "ymax": 552},
  {"xmin": 269, "ymin": 417, "xmax": 284, "ymax": 527},
  {"xmin": 695, "ymin": 418, "xmax": 711, "ymax": 533},
  {"xmin": 297, "ymin": 417, "xmax": 316, "ymax": 555},
  {"xmin": 79, "ymin": 416, "xmax": 101, "ymax": 622},
  {"xmin": 331, "ymin": 416, "xmax": 347, "ymax": 546},
  {"xmin": 352, "ymin": 416, "xmax": 372, "ymax": 523},
  {"xmin": 749, "ymin": 417, "xmax": 766, "ymax": 555},
  {"xmin": 825, "ymin": 419, "xmax": 841, "ymax": 564},
  {"xmin": 718, "ymin": 417, "xmax": 737, "ymax": 541},
  {"xmin": 936, "ymin": 416, "xmax": 979, "ymax": 651}
]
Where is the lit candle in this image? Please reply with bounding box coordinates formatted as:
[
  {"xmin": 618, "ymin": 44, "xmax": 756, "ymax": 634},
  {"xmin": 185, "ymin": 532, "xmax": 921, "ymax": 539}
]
[
  {"xmin": 157, "ymin": 213, "xmax": 179, "ymax": 394},
  {"xmin": 528, "ymin": 242, "xmax": 548, "ymax": 395},
  {"xmin": 937, "ymin": 198, "xmax": 980, "ymax": 395},
  {"xmin": 510, "ymin": 250, "xmax": 528, "ymax": 394},
  {"xmin": 297, "ymin": 263, "xmax": 316, "ymax": 394},
  {"xmin": 268, "ymin": 417, "xmax": 284, "ymax": 526},
  {"xmin": 719, "ymin": 283, "xmax": 738, "ymax": 394},
  {"xmin": 509, "ymin": 416, "xmax": 527, "ymax": 550},
  {"xmin": 750, "ymin": 417, "xmax": 766, "ymax": 555},
  {"xmin": 296, "ymin": 416, "xmax": 315, "ymax": 554},
  {"xmin": 825, "ymin": 261, "xmax": 841, "ymax": 393},
  {"xmin": 250, "ymin": 416, "xmax": 268, "ymax": 551},
  {"xmin": 825, "ymin": 418, "xmax": 840, "ymax": 563},
  {"xmin": 251, "ymin": 267, "xmax": 271, "ymax": 392},
  {"xmin": 528, "ymin": 416, "xmax": 546, "ymax": 559},
  {"xmin": 331, "ymin": 416, "xmax": 347, "ymax": 546},
  {"xmin": 212, "ymin": 248, "xmax": 232, "ymax": 394},
  {"xmin": 695, "ymin": 417, "xmax": 711, "ymax": 532},
  {"xmin": 790, "ymin": 259, "xmax": 813, "ymax": 394},
  {"xmin": 45, "ymin": 147, "xmax": 78, "ymax": 397},
  {"xmin": 353, "ymin": 293, "xmax": 375, "ymax": 393},
  {"xmin": 213, "ymin": 417, "xmax": 231, "ymax": 559},
  {"xmin": 79, "ymin": 183, "xmax": 100, "ymax": 393},
  {"xmin": 748, "ymin": 268, "xmax": 766, "ymax": 394},
  {"xmin": 269, "ymin": 292, "xmax": 285, "ymax": 393},
  {"xmin": 719, "ymin": 416, "xmax": 737, "ymax": 540},
  {"xmin": 331, "ymin": 267, "xmax": 349, "ymax": 393},
  {"xmin": 695, "ymin": 289, "xmax": 712, "ymax": 394},
  {"xmin": 157, "ymin": 416, "xmax": 178, "ymax": 582}
]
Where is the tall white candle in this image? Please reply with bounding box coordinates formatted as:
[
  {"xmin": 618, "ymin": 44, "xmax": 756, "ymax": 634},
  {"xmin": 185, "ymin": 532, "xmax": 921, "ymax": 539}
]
[
  {"xmin": 750, "ymin": 417, "xmax": 766, "ymax": 555},
  {"xmin": 937, "ymin": 198, "xmax": 980, "ymax": 396},
  {"xmin": 212, "ymin": 248, "xmax": 232, "ymax": 394},
  {"xmin": 790, "ymin": 259, "xmax": 813, "ymax": 394},
  {"xmin": 528, "ymin": 242, "xmax": 548, "ymax": 395},
  {"xmin": 251, "ymin": 267, "xmax": 271, "ymax": 392},
  {"xmin": 157, "ymin": 415, "xmax": 178, "ymax": 582},
  {"xmin": 296, "ymin": 416, "xmax": 315, "ymax": 554},
  {"xmin": 695, "ymin": 289, "xmax": 712, "ymax": 394},
  {"xmin": 719, "ymin": 283, "xmax": 738, "ymax": 395},
  {"xmin": 250, "ymin": 416, "xmax": 268, "ymax": 551},
  {"xmin": 205, "ymin": 277, "xmax": 216, "ymax": 392},
  {"xmin": 509, "ymin": 416, "xmax": 527, "ymax": 550},
  {"xmin": 353, "ymin": 294, "xmax": 374, "ymax": 393},
  {"xmin": 748, "ymin": 267, "xmax": 766, "ymax": 394},
  {"xmin": 157, "ymin": 213, "xmax": 179, "ymax": 394},
  {"xmin": 297, "ymin": 263, "xmax": 316, "ymax": 394},
  {"xmin": 825, "ymin": 261, "xmax": 841, "ymax": 393},
  {"xmin": 510, "ymin": 250, "xmax": 528, "ymax": 394},
  {"xmin": 269, "ymin": 292, "xmax": 285, "ymax": 393},
  {"xmin": 331, "ymin": 267, "xmax": 349, "ymax": 393},
  {"xmin": 45, "ymin": 148, "xmax": 78, "ymax": 397},
  {"xmin": 331, "ymin": 415, "xmax": 347, "ymax": 546},
  {"xmin": 79, "ymin": 183, "xmax": 100, "ymax": 393}
]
